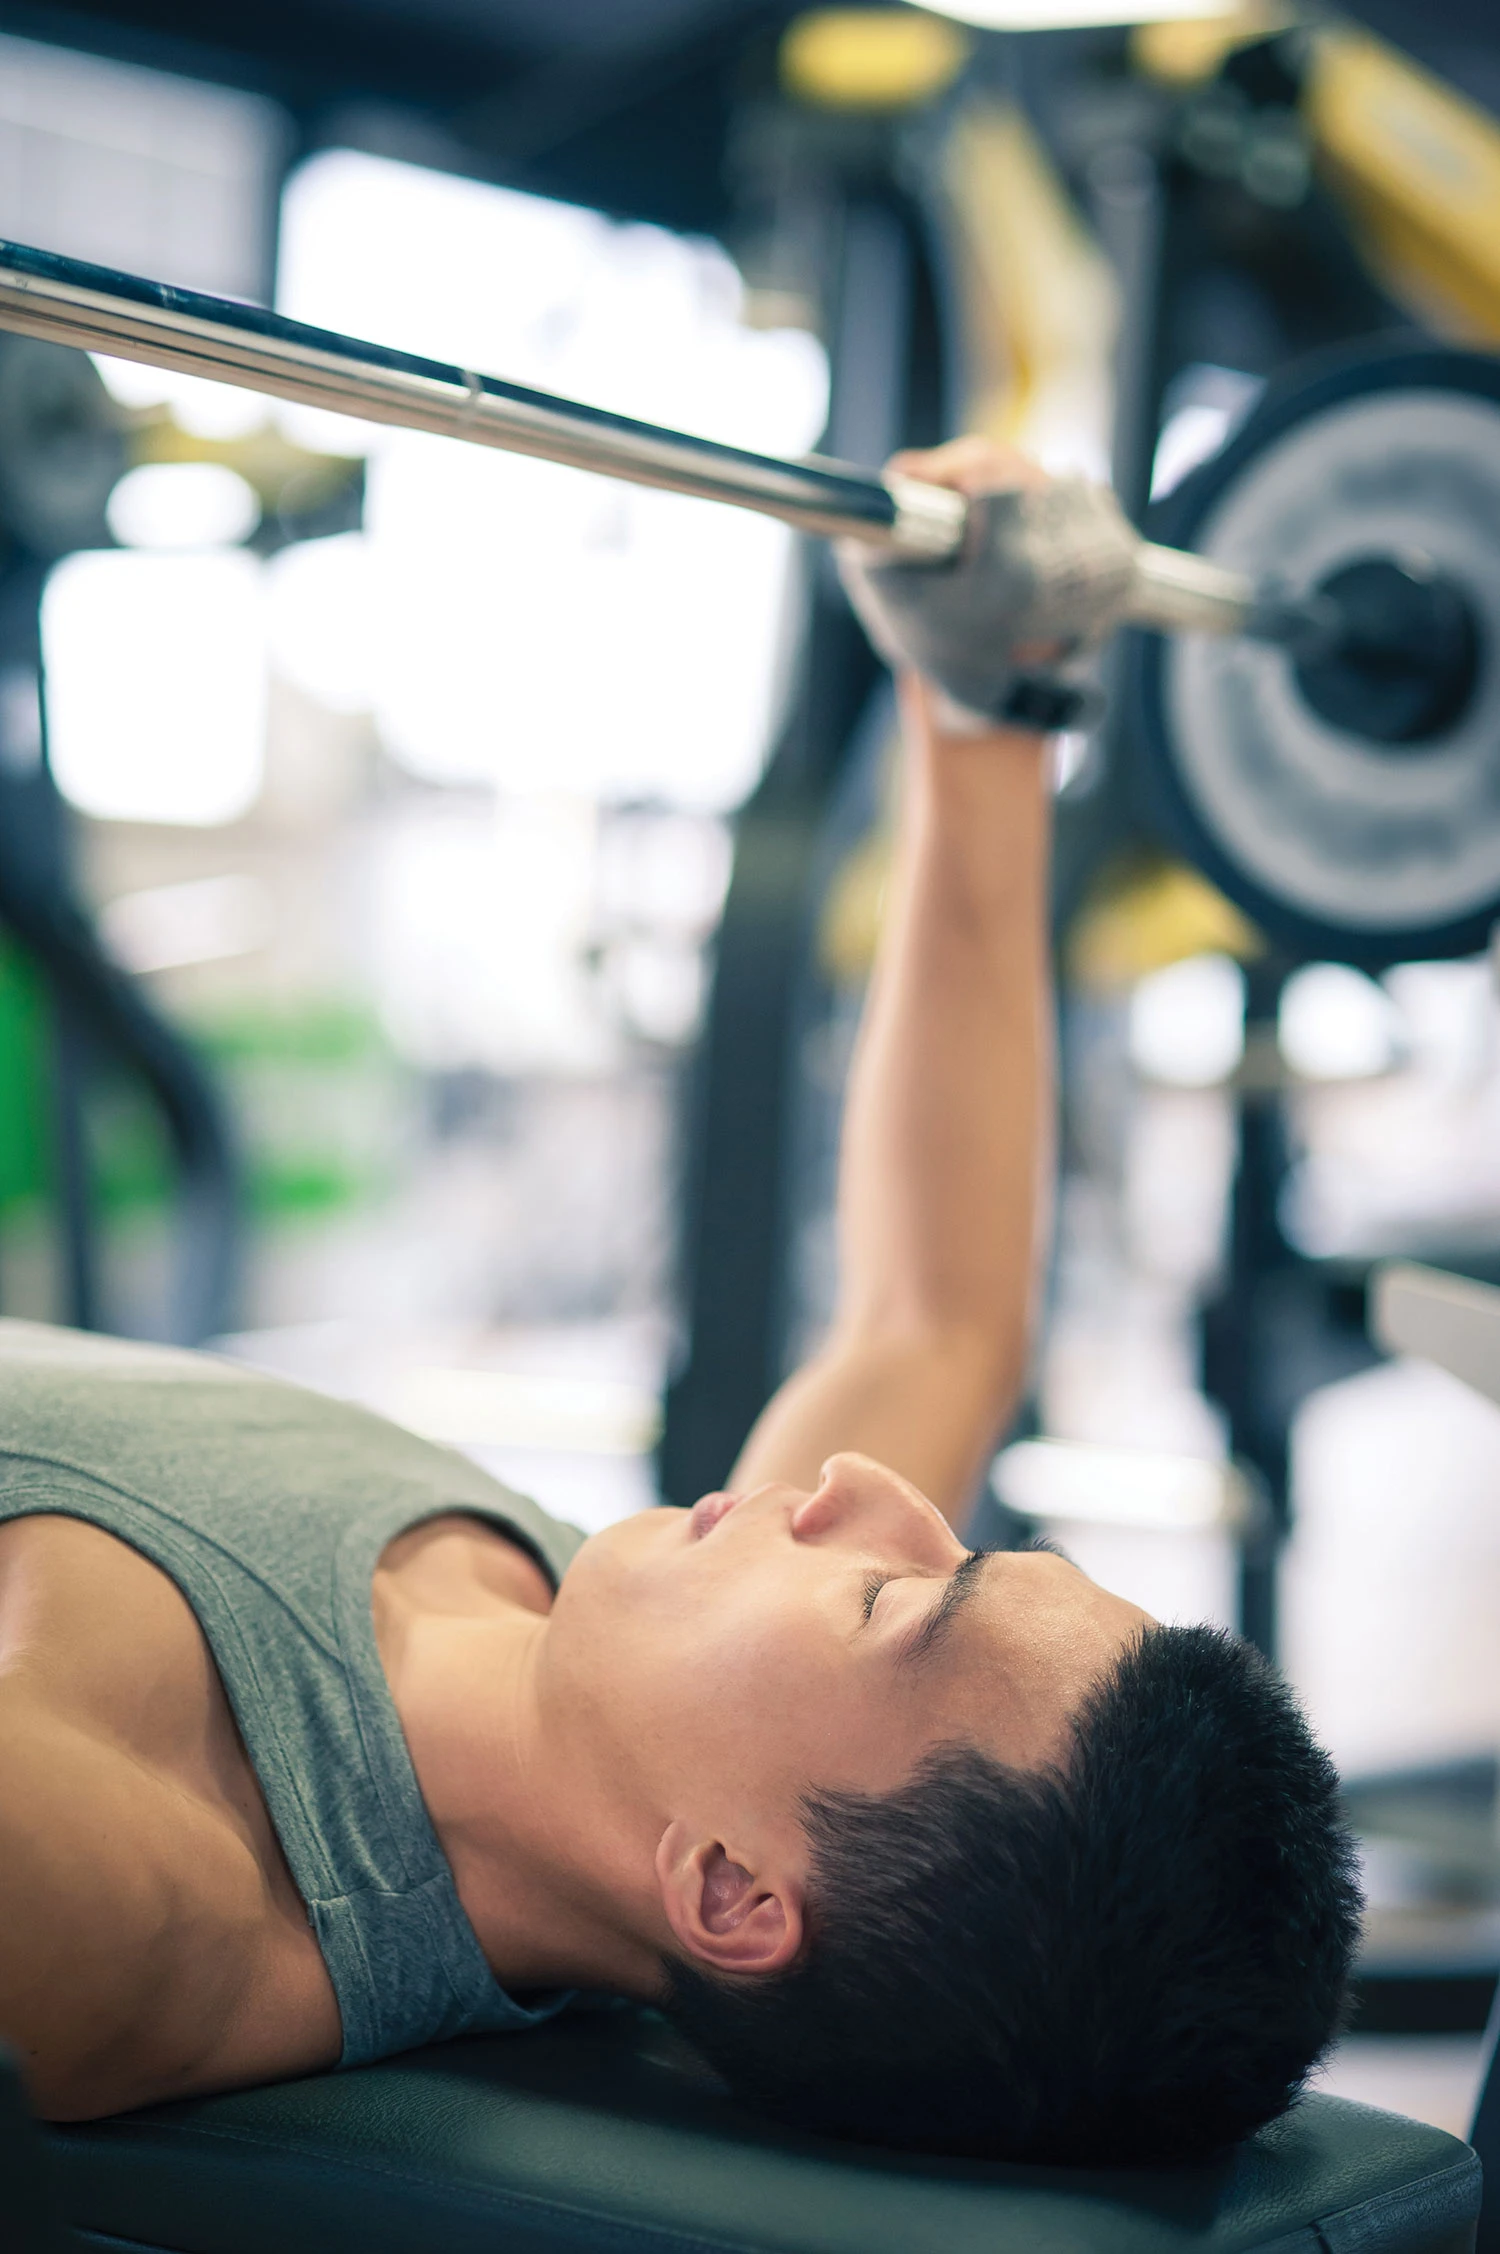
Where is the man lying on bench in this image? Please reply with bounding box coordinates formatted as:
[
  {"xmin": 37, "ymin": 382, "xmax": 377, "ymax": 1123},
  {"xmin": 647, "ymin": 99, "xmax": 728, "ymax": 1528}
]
[{"xmin": 0, "ymin": 437, "xmax": 1358, "ymax": 2166}]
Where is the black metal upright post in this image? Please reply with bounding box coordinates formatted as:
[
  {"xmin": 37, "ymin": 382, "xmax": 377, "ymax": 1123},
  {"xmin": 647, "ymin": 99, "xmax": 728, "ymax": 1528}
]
[{"xmin": 1200, "ymin": 958, "xmax": 1291, "ymax": 1658}]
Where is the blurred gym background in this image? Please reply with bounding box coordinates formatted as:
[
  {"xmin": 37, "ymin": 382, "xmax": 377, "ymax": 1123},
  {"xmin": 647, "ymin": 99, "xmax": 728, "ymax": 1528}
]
[{"xmin": 2, "ymin": 0, "xmax": 1499, "ymax": 2135}]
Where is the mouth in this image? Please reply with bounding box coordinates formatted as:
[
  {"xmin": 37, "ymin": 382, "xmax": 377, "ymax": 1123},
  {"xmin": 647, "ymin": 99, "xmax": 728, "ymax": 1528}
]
[{"xmin": 689, "ymin": 1490, "xmax": 742, "ymax": 1540}]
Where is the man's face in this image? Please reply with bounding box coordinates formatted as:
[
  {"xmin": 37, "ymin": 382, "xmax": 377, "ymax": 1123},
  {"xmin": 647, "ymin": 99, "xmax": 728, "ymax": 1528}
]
[{"xmin": 544, "ymin": 1453, "xmax": 1152, "ymax": 1859}]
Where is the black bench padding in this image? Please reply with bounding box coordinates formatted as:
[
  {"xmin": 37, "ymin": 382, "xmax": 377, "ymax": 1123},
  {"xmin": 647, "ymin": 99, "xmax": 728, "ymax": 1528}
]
[{"xmin": 49, "ymin": 2011, "xmax": 1482, "ymax": 2254}]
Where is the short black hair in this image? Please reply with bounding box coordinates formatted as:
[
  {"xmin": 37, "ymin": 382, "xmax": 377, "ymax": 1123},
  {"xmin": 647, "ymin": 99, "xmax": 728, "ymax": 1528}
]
[{"xmin": 664, "ymin": 1624, "xmax": 1362, "ymax": 2164}]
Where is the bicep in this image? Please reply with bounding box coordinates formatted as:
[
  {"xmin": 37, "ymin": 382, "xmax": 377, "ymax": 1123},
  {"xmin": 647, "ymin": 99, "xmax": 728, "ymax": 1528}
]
[{"xmin": 728, "ymin": 1323, "xmax": 1018, "ymax": 1526}]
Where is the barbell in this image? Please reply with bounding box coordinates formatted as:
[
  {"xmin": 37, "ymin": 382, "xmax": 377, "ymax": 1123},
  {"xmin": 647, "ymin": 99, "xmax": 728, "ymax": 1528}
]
[
  {"xmin": 0, "ymin": 237, "xmax": 1260, "ymax": 631},
  {"xmin": 0, "ymin": 237, "xmax": 1496, "ymax": 966}
]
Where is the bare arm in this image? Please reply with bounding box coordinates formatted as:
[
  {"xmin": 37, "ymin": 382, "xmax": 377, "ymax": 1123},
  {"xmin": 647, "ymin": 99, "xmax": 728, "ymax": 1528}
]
[
  {"xmin": 731, "ymin": 445, "xmax": 1055, "ymax": 1522},
  {"xmin": 0, "ymin": 1697, "xmax": 220, "ymax": 2117},
  {"xmin": 0, "ymin": 1690, "xmax": 334, "ymax": 2120}
]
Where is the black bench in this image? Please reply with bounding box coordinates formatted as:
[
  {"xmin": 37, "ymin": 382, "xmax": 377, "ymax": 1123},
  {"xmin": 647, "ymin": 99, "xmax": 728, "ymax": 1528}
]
[{"xmin": 17, "ymin": 2009, "xmax": 1486, "ymax": 2254}]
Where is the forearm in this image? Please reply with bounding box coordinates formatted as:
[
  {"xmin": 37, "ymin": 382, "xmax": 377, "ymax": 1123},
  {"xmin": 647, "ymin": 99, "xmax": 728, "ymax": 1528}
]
[
  {"xmin": 728, "ymin": 435, "xmax": 1061, "ymax": 1513},
  {"xmin": 835, "ymin": 672, "xmax": 1053, "ymax": 1396},
  {"xmin": 730, "ymin": 679, "xmax": 1054, "ymax": 1512}
]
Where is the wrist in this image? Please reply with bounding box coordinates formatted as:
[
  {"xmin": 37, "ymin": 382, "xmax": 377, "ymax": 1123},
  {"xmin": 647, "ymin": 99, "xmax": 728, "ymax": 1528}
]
[{"xmin": 899, "ymin": 670, "xmax": 1055, "ymax": 770}]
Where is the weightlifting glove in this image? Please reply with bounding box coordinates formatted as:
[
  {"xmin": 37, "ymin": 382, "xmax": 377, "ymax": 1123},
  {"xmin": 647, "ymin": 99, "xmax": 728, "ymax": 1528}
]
[{"xmin": 839, "ymin": 475, "xmax": 1142, "ymax": 732}]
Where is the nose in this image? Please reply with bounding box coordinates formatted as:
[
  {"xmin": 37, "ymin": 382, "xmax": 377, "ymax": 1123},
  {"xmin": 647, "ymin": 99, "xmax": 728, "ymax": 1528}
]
[{"xmin": 789, "ymin": 1452, "xmax": 953, "ymax": 1554}]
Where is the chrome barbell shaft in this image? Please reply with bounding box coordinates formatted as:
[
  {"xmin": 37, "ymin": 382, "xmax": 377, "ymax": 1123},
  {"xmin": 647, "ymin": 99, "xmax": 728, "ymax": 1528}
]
[
  {"xmin": 0, "ymin": 238, "xmax": 965, "ymax": 558},
  {"xmin": 0, "ymin": 236, "xmax": 1280, "ymax": 636}
]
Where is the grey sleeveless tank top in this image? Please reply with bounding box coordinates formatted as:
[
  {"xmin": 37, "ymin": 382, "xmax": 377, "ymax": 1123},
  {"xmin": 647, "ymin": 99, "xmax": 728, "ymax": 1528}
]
[{"xmin": 0, "ymin": 1318, "xmax": 589, "ymax": 2067}]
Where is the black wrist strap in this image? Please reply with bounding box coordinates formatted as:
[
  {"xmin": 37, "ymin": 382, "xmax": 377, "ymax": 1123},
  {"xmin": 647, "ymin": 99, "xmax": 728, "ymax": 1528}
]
[{"xmin": 995, "ymin": 674, "xmax": 1102, "ymax": 732}]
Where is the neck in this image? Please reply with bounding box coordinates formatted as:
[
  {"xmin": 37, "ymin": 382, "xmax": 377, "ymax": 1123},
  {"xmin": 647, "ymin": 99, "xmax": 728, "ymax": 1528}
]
[{"xmin": 393, "ymin": 1607, "xmax": 667, "ymax": 2001}]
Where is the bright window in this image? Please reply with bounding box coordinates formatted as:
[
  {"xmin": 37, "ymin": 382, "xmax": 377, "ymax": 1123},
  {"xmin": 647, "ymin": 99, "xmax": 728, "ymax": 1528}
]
[
  {"xmin": 271, "ymin": 149, "xmax": 829, "ymax": 811},
  {"xmin": 44, "ymin": 550, "xmax": 267, "ymax": 826}
]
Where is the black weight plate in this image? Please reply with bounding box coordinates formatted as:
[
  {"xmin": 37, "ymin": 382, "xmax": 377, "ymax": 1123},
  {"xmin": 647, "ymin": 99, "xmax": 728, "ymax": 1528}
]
[{"xmin": 1132, "ymin": 340, "xmax": 1500, "ymax": 968}]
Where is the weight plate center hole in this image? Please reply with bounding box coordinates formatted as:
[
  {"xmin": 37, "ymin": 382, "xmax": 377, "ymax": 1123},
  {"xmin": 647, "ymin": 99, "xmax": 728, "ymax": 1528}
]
[{"xmin": 1292, "ymin": 553, "xmax": 1483, "ymax": 747}]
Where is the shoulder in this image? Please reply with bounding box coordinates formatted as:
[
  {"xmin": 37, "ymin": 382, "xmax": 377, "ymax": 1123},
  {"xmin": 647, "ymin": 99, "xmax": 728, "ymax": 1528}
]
[{"xmin": 0, "ymin": 1525, "xmax": 341, "ymax": 2119}]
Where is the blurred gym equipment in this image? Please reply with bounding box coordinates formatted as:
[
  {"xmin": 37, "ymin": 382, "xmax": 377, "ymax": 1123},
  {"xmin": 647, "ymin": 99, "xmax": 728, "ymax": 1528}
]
[
  {"xmin": 1365, "ymin": 1262, "xmax": 1500, "ymax": 2244},
  {"xmin": 1375, "ymin": 1263, "xmax": 1500, "ymax": 1410},
  {"xmin": 0, "ymin": 334, "xmax": 241, "ymax": 1343},
  {"xmin": 1137, "ymin": 343, "xmax": 1500, "ymax": 968},
  {"xmin": 1038, "ymin": 19, "xmax": 1500, "ymax": 2068}
]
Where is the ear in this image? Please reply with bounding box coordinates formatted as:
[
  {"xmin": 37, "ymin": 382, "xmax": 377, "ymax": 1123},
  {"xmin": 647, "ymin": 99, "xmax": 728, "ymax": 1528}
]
[{"xmin": 654, "ymin": 1822, "xmax": 804, "ymax": 1978}]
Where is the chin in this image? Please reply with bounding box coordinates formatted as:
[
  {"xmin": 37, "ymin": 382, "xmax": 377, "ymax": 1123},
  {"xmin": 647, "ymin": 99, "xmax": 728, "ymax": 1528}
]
[
  {"xmin": 547, "ymin": 1508, "xmax": 704, "ymax": 1726},
  {"xmin": 579, "ymin": 1503, "xmax": 739, "ymax": 1658},
  {"xmin": 558, "ymin": 1505, "xmax": 680, "ymax": 1605}
]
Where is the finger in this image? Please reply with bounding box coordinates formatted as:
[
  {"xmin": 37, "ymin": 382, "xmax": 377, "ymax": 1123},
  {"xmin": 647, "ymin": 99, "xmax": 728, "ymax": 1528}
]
[{"xmin": 885, "ymin": 435, "xmax": 1043, "ymax": 496}]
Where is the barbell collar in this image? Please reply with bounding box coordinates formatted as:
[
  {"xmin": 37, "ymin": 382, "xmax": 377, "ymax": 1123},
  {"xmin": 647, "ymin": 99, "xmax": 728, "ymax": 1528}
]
[
  {"xmin": 882, "ymin": 471, "xmax": 969, "ymax": 560},
  {"xmin": 1124, "ymin": 541, "xmax": 1260, "ymax": 637}
]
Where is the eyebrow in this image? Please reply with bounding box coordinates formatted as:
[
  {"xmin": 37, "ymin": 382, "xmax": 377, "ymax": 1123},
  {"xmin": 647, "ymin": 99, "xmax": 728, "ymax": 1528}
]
[
  {"xmin": 1026, "ymin": 1533, "xmax": 1079, "ymax": 1568},
  {"xmin": 898, "ymin": 1547, "xmax": 996, "ymax": 1668}
]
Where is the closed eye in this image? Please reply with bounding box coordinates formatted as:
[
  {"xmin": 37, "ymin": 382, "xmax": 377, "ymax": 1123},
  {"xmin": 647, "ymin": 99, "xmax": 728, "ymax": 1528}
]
[
  {"xmin": 898, "ymin": 1547, "xmax": 993, "ymax": 1666},
  {"xmin": 861, "ymin": 1571, "xmax": 888, "ymax": 1621}
]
